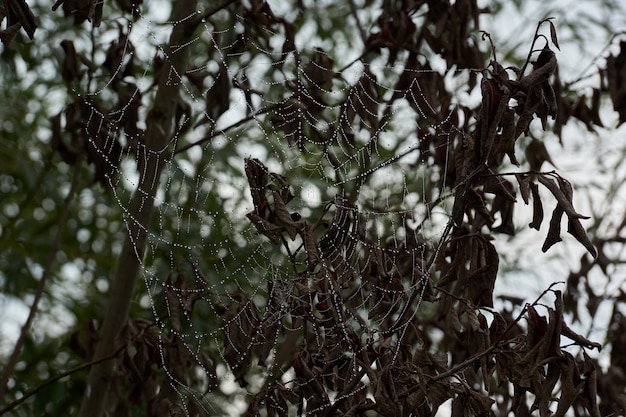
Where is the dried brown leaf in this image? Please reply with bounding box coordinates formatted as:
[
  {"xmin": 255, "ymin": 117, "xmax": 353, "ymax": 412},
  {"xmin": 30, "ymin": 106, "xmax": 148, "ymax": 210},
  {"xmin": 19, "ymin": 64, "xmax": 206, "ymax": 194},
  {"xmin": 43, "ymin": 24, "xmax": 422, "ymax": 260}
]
[
  {"xmin": 548, "ymin": 19, "xmax": 560, "ymax": 51},
  {"xmin": 553, "ymin": 353, "xmax": 582, "ymax": 417},
  {"xmin": 606, "ymin": 41, "xmax": 626, "ymax": 125},
  {"xmin": 516, "ymin": 174, "xmax": 531, "ymax": 204},
  {"xmin": 247, "ymin": 212, "xmax": 283, "ymax": 244},
  {"xmin": 526, "ymin": 139, "xmax": 555, "ymax": 172},
  {"xmin": 204, "ymin": 61, "xmax": 231, "ymax": 124},
  {"xmin": 537, "ymin": 174, "xmax": 588, "ymax": 219},
  {"xmin": 581, "ymin": 352, "xmax": 601, "ymax": 417},
  {"xmin": 245, "ymin": 158, "xmax": 269, "ymax": 210},
  {"xmin": 566, "ymin": 218, "xmax": 597, "ymax": 258},
  {"xmin": 5, "ymin": 0, "xmax": 37, "ymax": 39},
  {"xmin": 0, "ymin": 22, "xmax": 21, "ymax": 47},
  {"xmin": 542, "ymin": 205, "xmax": 563, "ymax": 252},
  {"xmin": 561, "ymin": 320, "xmax": 602, "ymax": 350},
  {"xmin": 270, "ymin": 190, "xmax": 300, "ymax": 240},
  {"xmin": 302, "ymin": 223, "xmax": 320, "ymax": 271},
  {"xmin": 466, "ymin": 236, "xmax": 499, "ymax": 307},
  {"xmin": 529, "ymin": 181, "xmax": 544, "ymax": 230}
]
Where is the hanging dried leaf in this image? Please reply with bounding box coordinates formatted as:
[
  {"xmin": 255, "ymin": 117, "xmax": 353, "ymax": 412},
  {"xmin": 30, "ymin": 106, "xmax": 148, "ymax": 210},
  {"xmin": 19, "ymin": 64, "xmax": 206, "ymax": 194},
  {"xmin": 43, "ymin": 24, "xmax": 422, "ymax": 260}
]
[
  {"xmin": 529, "ymin": 181, "xmax": 543, "ymax": 230},
  {"xmin": 606, "ymin": 41, "xmax": 626, "ymax": 124},
  {"xmin": 525, "ymin": 139, "xmax": 555, "ymax": 172},
  {"xmin": 245, "ymin": 158, "xmax": 269, "ymax": 211},
  {"xmin": 204, "ymin": 61, "xmax": 231, "ymax": 124},
  {"xmin": 52, "ymin": 0, "xmax": 102, "ymax": 26},
  {"xmin": 0, "ymin": 22, "xmax": 21, "ymax": 47},
  {"xmin": 60, "ymin": 39, "xmax": 83, "ymax": 83},
  {"xmin": 302, "ymin": 223, "xmax": 320, "ymax": 271},
  {"xmin": 246, "ymin": 212, "xmax": 283, "ymax": 244},
  {"xmin": 466, "ymin": 236, "xmax": 499, "ymax": 307},
  {"xmin": 553, "ymin": 353, "xmax": 583, "ymax": 417},
  {"xmin": 537, "ymin": 174, "xmax": 588, "ymax": 220},
  {"xmin": 270, "ymin": 189, "xmax": 301, "ymax": 240},
  {"xmin": 548, "ymin": 19, "xmax": 560, "ymax": 50},
  {"xmin": 3, "ymin": 0, "xmax": 37, "ymax": 40},
  {"xmin": 567, "ymin": 218, "xmax": 597, "ymax": 258},
  {"xmin": 542, "ymin": 205, "xmax": 563, "ymax": 252},
  {"xmin": 516, "ymin": 173, "xmax": 531, "ymax": 204}
]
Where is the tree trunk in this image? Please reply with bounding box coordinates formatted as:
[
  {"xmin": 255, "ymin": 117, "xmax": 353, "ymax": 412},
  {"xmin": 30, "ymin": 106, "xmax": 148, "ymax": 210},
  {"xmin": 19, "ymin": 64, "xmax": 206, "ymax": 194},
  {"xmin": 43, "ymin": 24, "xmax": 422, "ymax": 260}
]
[{"xmin": 77, "ymin": 1, "xmax": 198, "ymax": 415}]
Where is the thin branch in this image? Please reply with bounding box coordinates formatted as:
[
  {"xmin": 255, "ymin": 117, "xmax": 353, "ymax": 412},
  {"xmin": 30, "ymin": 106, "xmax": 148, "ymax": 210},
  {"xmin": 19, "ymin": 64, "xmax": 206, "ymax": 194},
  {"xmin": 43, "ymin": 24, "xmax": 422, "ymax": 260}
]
[
  {"xmin": 187, "ymin": 0, "xmax": 239, "ymax": 29},
  {"xmin": 78, "ymin": 1, "xmax": 200, "ymax": 416},
  {"xmin": 564, "ymin": 31, "xmax": 626, "ymax": 89},
  {"xmin": 518, "ymin": 18, "xmax": 553, "ymax": 79},
  {"xmin": 174, "ymin": 103, "xmax": 280, "ymax": 155},
  {"xmin": 0, "ymin": 346, "xmax": 124, "ymax": 415},
  {"xmin": 347, "ymin": 0, "xmax": 367, "ymax": 45},
  {"xmin": 0, "ymin": 160, "xmax": 81, "ymax": 399}
]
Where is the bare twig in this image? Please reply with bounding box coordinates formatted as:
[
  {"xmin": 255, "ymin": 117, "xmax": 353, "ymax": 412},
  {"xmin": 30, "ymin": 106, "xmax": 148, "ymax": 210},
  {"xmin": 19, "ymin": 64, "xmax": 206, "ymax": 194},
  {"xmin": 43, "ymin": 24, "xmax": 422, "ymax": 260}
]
[
  {"xmin": 187, "ymin": 0, "xmax": 239, "ymax": 29},
  {"xmin": 0, "ymin": 346, "xmax": 124, "ymax": 415},
  {"xmin": 518, "ymin": 18, "xmax": 554, "ymax": 79},
  {"xmin": 0, "ymin": 159, "xmax": 81, "ymax": 399},
  {"xmin": 174, "ymin": 103, "xmax": 280, "ymax": 155},
  {"xmin": 347, "ymin": 0, "xmax": 367, "ymax": 45},
  {"xmin": 564, "ymin": 31, "xmax": 626, "ymax": 89}
]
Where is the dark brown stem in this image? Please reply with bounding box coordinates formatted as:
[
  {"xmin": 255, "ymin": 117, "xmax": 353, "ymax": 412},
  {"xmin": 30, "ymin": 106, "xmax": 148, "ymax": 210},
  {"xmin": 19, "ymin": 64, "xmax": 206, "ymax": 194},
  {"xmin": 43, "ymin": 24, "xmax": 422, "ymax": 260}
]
[
  {"xmin": 174, "ymin": 103, "xmax": 280, "ymax": 155},
  {"xmin": 518, "ymin": 18, "xmax": 552, "ymax": 79}
]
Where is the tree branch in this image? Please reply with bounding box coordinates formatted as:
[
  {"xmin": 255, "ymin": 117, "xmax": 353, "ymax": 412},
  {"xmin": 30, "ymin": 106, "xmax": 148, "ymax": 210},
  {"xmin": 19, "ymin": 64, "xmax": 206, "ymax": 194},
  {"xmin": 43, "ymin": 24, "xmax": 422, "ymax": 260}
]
[
  {"xmin": 0, "ymin": 346, "xmax": 123, "ymax": 415},
  {"xmin": 77, "ymin": 1, "xmax": 200, "ymax": 416},
  {"xmin": 0, "ymin": 158, "xmax": 81, "ymax": 399}
]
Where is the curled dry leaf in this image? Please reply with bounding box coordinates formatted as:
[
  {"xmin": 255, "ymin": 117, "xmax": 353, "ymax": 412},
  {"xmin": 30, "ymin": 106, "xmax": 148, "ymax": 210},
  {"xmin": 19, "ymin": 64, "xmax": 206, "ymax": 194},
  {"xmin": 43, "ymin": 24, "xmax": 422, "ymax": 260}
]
[
  {"xmin": 542, "ymin": 205, "xmax": 564, "ymax": 252},
  {"xmin": 537, "ymin": 174, "xmax": 588, "ymax": 220},
  {"xmin": 52, "ymin": 0, "xmax": 102, "ymax": 26},
  {"xmin": 0, "ymin": 22, "xmax": 21, "ymax": 47},
  {"xmin": 3, "ymin": 0, "xmax": 36, "ymax": 40},
  {"xmin": 246, "ymin": 212, "xmax": 283, "ymax": 244}
]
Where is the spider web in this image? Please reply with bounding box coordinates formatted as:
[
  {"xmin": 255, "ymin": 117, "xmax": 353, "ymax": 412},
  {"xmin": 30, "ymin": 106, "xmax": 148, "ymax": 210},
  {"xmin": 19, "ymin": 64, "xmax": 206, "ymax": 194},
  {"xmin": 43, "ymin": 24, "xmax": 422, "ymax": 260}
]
[{"xmin": 75, "ymin": 3, "xmax": 482, "ymax": 415}]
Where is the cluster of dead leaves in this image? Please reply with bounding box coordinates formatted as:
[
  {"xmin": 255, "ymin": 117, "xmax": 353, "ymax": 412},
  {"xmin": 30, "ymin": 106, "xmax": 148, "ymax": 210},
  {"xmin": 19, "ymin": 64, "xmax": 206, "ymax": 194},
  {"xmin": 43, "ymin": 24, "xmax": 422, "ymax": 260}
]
[
  {"xmin": 51, "ymin": 27, "xmax": 146, "ymax": 185},
  {"xmin": 99, "ymin": 269, "xmax": 220, "ymax": 417},
  {"xmin": 0, "ymin": 0, "xmax": 36, "ymax": 46},
  {"xmin": 491, "ymin": 292, "xmax": 601, "ymax": 417},
  {"xmin": 228, "ymin": 7, "xmax": 608, "ymax": 417},
  {"xmin": 51, "ymin": 96, "xmax": 123, "ymax": 186},
  {"xmin": 235, "ymin": 158, "xmax": 603, "ymax": 417},
  {"xmin": 51, "ymin": 0, "xmax": 142, "ymax": 27}
]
